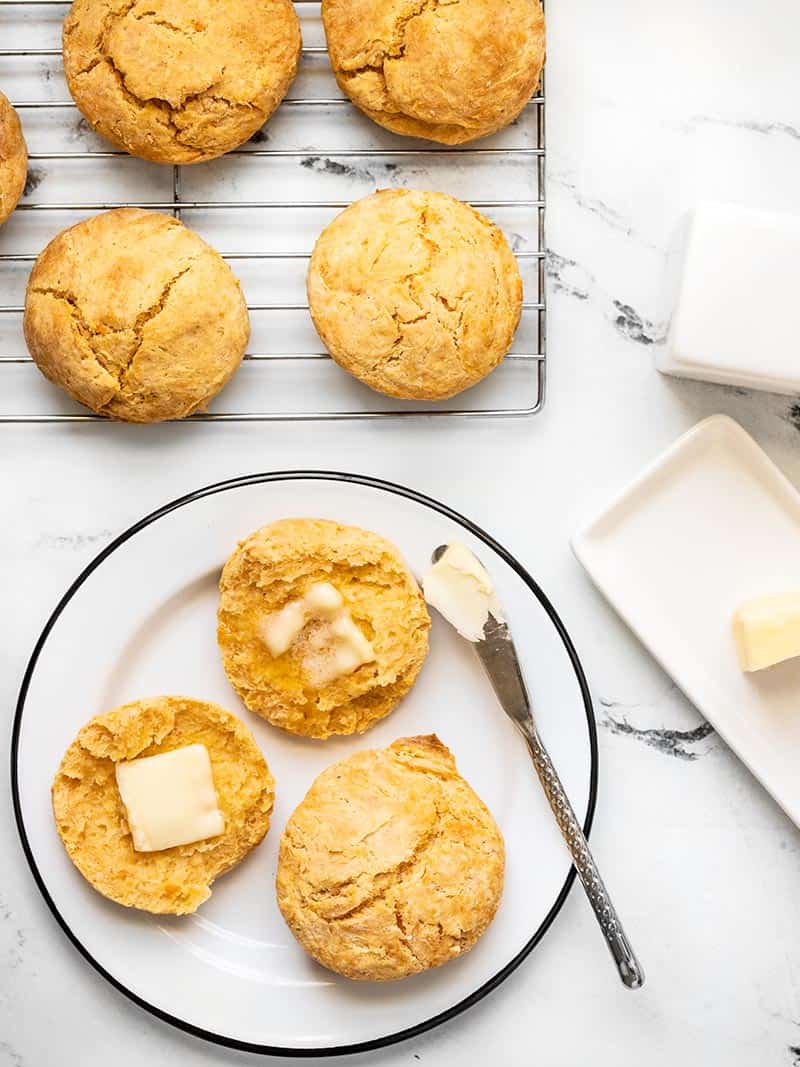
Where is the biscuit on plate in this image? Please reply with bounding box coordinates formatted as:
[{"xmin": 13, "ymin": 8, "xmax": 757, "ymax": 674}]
[
  {"xmin": 218, "ymin": 518, "xmax": 430, "ymax": 739},
  {"xmin": 24, "ymin": 208, "xmax": 249, "ymax": 422},
  {"xmin": 0, "ymin": 89, "xmax": 27, "ymax": 226},
  {"xmin": 276, "ymin": 735, "xmax": 505, "ymax": 980},
  {"xmin": 307, "ymin": 188, "xmax": 522, "ymax": 400},
  {"xmin": 63, "ymin": 0, "xmax": 301, "ymax": 164},
  {"xmin": 52, "ymin": 696, "xmax": 274, "ymax": 915},
  {"xmin": 322, "ymin": 0, "xmax": 545, "ymax": 144}
]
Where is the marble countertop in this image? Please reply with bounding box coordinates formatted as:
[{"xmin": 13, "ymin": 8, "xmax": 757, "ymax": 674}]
[{"xmin": 3, "ymin": 1, "xmax": 800, "ymax": 1064}]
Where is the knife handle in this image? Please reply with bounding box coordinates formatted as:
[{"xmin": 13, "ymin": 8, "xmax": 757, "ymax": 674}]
[{"xmin": 520, "ymin": 722, "xmax": 645, "ymax": 990}]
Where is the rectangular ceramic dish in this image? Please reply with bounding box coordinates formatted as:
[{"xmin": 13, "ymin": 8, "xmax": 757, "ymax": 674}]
[{"xmin": 573, "ymin": 414, "xmax": 800, "ymax": 826}]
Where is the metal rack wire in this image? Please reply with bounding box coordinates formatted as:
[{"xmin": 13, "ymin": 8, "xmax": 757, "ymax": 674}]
[{"xmin": 0, "ymin": 0, "xmax": 545, "ymax": 422}]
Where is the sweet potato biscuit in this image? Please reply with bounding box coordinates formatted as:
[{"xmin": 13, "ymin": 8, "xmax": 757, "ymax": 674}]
[
  {"xmin": 276, "ymin": 735, "xmax": 505, "ymax": 980},
  {"xmin": 218, "ymin": 518, "xmax": 431, "ymax": 739},
  {"xmin": 63, "ymin": 0, "xmax": 301, "ymax": 164},
  {"xmin": 307, "ymin": 188, "xmax": 522, "ymax": 400},
  {"xmin": 52, "ymin": 696, "xmax": 275, "ymax": 915},
  {"xmin": 322, "ymin": 0, "xmax": 545, "ymax": 144},
  {"xmin": 24, "ymin": 208, "xmax": 249, "ymax": 422},
  {"xmin": 0, "ymin": 89, "xmax": 27, "ymax": 226}
]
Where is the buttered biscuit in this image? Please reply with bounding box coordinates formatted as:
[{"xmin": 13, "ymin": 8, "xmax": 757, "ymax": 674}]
[
  {"xmin": 52, "ymin": 697, "xmax": 274, "ymax": 915},
  {"xmin": 307, "ymin": 189, "xmax": 522, "ymax": 400},
  {"xmin": 0, "ymin": 90, "xmax": 27, "ymax": 226},
  {"xmin": 218, "ymin": 518, "xmax": 430, "ymax": 739},
  {"xmin": 63, "ymin": 0, "xmax": 301, "ymax": 163},
  {"xmin": 24, "ymin": 208, "xmax": 249, "ymax": 422},
  {"xmin": 276, "ymin": 735, "xmax": 505, "ymax": 980},
  {"xmin": 322, "ymin": 0, "xmax": 545, "ymax": 144}
]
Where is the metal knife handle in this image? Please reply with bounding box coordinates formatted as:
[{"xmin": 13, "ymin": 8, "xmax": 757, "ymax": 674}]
[{"xmin": 520, "ymin": 721, "xmax": 645, "ymax": 990}]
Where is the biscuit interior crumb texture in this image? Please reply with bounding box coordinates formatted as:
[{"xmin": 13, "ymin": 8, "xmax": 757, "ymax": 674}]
[
  {"xmin": 307, "ymin": 189, "xmax": 523, "ymax": 400},
  {"xmin": 276, "ymin": 735, "xmax": 505, "ymax": 980},
  {"xmin": 24, "ymin": 208, "xmax": 250, "ymax": 423},
  {"xmin": 323, "ymin": 0, "xmax": 545, "ymax": 144},
  {"xmin": 63, "ymin": 0, "xmax": 301, "ymax": 163},
  {"xmin": 0, "ymin": 89, "xmax": 28, "ymax": 226},
  {"xmin": 218, "ymin": 518, "xmax": 431, "ymax": 739},
  {"xmin": 51, "ymin": 696, "xmax": 274, "ymax": 914}
]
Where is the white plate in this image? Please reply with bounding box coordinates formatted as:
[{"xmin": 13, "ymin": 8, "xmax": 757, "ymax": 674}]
[
  {"xmin": 573, "ymin": 415, "xmax": 800, "ymax": 828},
  {"xmin": 13, "ymin": 472, "xmax": 597, "ymax": 1056}
]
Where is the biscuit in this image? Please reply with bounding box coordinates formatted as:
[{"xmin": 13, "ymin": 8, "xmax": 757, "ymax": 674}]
[
  {"xmin": 218, "ymin": 518, "xmax": 431, "ymax": 739},
  {"xmin": 276, "ymin": 735, "xmax": 505, "ymax": 980},
  {"xmin": 24, "ymin": 208, "xmax": 249, "ymax": 422},
  {"xmin": 307, "ymin": 189, "xmax": 522, "ymax": 400},
  {"xmin": 322, "ymin": 0, "xmax": 545, "ymax": 144},
  {"xmin": 63, "ymin": 0, "xmax": 301, "ymax": 164},
  {"xmin": 51, "ymin": 696, "xmax": 274, "ymax": 915},
  {"xmin": 0, "ymin": 89, "xmax": 27, "ymax": 226}
]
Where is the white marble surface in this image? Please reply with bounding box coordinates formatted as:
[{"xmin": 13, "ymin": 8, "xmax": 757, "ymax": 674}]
[{"xmin": 3, "ymin": 0, "xmax": 800, "ymax": 1064}]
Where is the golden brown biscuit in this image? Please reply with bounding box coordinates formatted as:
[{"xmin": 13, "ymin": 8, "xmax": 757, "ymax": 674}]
[
  {"xmin": 322, "ymin": 0, "xmax": 545, "ymax": 144},
  {"xmin": 307, "ymin": 189, "xmax": 522, "ymax": 400},
  {"xmin": 0, "ymin": 89, "xmax": 27, "ymax": 226},
  {"xmin": 63, "ymin": 0, "xmax": 301, "ymax": 164},
  {"xmin": 24, "ymin": 208, "xmax": 249, "ymax": 422},
  {"xmin": 52, "ymin": 696, "xmax": 274, "ymax": 915},
  {"xmin": 218, "ymin": 518, "xmax": 431, "ymax": 739},
  {"xmin": 277, "ymin": 735, "xmax": 505, "ymax": 980}
]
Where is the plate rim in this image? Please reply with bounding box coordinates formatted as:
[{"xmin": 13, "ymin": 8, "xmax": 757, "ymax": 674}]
[{"xmin": 11, "ymin": 469, "xmax": 599, "ymax": 1058}]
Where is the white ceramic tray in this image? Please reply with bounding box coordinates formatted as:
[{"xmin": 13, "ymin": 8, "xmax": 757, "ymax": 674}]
[{"xmin": 573, "ymin": 414, "xmax": 800, "ymax": 827}]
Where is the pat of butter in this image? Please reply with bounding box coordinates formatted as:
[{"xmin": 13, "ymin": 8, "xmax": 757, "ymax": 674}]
[
  {"xmin": 732, "ymin": 592, "xmax": 800, "ymax": 672},
  {"xmin": 422, "ymin": 541, "xmax": 502, "ymax": 642},
  {"xmin": 115, "ymin": 744, "xmax": 225, "ymax": 852},
  {"xmin": 260, "ymin": 582, "xmax": 376, "ymax": 684},
  {"xmin": 659, "ymin": 202, "xmax": 800, "ymax": 395}
]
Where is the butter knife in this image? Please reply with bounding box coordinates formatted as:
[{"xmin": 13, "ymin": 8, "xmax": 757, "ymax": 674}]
[{"xmin": 432, "ymin": 547, "xmax": 645, "ymax": 990}]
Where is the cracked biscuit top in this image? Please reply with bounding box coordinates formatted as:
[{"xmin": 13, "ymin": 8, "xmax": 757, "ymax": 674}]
[
  {"xmin": 322, "ymin": 0, "xmax": 545, "ymax": 144},
  {"xmin": 0, "ymin": 89, "xmax": 28, "ymax": 226},
  {"xmin": 276, "ymin": 735, "xmax": 505, "ymax": 980},
  {"xmin": 307, "ymin": 188, "xmax": 523, "ymax": 400},
  {"xmin": 24, "ymin": 208, "xmax": 250, "ymax": 422},
  {"xmin": 63, "ymin": 0, "xmax": 301, "ymax": 163}
]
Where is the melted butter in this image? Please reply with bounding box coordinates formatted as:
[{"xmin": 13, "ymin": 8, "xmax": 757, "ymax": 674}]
[{"xmin": 259, "ymin": 582, "xmax": 376, "ymax": 685}]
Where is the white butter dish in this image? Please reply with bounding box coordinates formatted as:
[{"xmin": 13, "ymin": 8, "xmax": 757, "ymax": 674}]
[
  {"xmin": 659, "ymin": 202, "xmax": 800, "ymax": 395},
  {"xmin": 573, "ymin": 415, "xmax": 800, "ymax": 826}
]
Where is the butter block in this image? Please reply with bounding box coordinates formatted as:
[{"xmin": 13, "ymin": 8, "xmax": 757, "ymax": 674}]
[
  {"xmin": 659, "ymin": 203, "xmax": 800, "ymax": 395},
  {"xmin": 732, "ymin": 591, "xmax": 800, "ymax": 672},
  {"xmin": 115, "ymin": 743, "xmax": 225, "ymax": 852}
]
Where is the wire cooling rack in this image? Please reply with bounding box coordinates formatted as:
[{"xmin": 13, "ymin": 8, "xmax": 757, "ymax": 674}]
[{"xmin": 0, "ymin": 0, "xmax": 545, "ymax": 422}]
